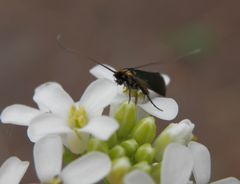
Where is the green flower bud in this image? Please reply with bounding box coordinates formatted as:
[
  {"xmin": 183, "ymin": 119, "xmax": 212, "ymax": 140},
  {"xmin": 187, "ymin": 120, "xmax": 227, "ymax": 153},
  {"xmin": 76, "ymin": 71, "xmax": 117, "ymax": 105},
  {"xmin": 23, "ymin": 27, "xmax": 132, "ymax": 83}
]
[
  {"xmin": 132, "ymin": 161, "xmax": 152, "ymax": 173},
  {"xmin": 154, "ymin": 119, "xmax": 194, "ymax": 161},
  {"xmin": 109, "ymin": 145, "xmax": 126, "ymax": 160},
  {"xmin": 108, "ymin": 157, "xmax": 131, "ymax": 184},
  {"xmin": 131, "ymin": 117, "xmax": 156, "ymax": 145},
  {"xmin": 63, "ymin": 147, "xmax": 78, "ymax": 165},
  {"xmin": 121, "ymin": 139, "xmax": 139, "ymax": 157},
  {"xmin": 151, "ymin": 162, "xmax": 161, "ymax": 184},
  {"xmin": 87, "ymin": 138, "xmax": 109, "ymax": 153},
  {"xmin": 107, "ymin": 133, "xmax": 119, "ymax": 148},
  {"xmin": 135, "ymin": 143, "xmax": 156, "ymax": 164},
  {"xmin": 115, "ymin": 102, "xmax": 137, "ymax": 139}
]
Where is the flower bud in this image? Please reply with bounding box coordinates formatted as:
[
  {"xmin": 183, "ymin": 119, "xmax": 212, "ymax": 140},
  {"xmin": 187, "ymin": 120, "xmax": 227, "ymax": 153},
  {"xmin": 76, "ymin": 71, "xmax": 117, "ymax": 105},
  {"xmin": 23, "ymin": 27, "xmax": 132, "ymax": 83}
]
[
  {"xmin": 108, "ymin": 157, "xmax": 131, "ymax": 184},
  {"xmin": 115, "ymin": 102, "xmax": 137, "ymax": 139},
  {"xmin": 63, "ymin": 148, "xmax": 78, "ymax": 165},
  {"xmin": 154, "ymin": 119, "xmax": 194, "ymax": 161},
  {"xmin": 151, "ymin": 163, "xmax": 161, "ymax": 183},
  {"xmin": 108, "ymin": 133, "xmax": 119, "ymax": 148},
  {"xmin": 110, "ymin": 145, "xmax": 126, "ymax": 160},
  {"xmin": 131, "ymin": 117, "xmax": 156, "ymax": 145},
  {"xmin": 132, "ymin": 161, "xmax": 152, "ymax": 173},
  {"xmin": 121, "ymin": 139, "xmax": 139, "ymax": 157},
  {"xmin": 135, "ymin": 143, "xmax": 155, "ymax": 164},
  {"xmin": 87, "ymin": 138, "xmax": 109, "ymax": 153}
]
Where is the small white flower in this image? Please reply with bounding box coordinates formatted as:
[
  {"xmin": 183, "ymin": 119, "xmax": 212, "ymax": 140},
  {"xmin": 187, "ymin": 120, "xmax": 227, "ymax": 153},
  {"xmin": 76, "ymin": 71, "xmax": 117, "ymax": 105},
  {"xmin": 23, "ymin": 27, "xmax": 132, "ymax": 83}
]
[
  {"xmin": 0, "ymin": 156, "xmax": 29, "ymax": 184},
  {"xmin": 124, "ymin": 143, "xmax": 194, "ymax": 184},
  {"xmin": 162, "ymin": 142, "xmax": 237, "ymax": 184},
  {"xmin": 154, "ymin": 119, "xmax": 195, "ymax": 161},
  {"xmin": 124, "ymin": 143, "xmax": 239, "ymax": 184},
  {"xmin": 1, "ymin": 79, "xmax": 119, "ymax": 154},
  {"xmin": 29, "ymin": 79, "xmax": 119, "ymax": 153},
  {"xmin": 164, "ymin": 142, "xmax": 239, "ymax": 184},
  {"xmin": 160, "ymin": 119, "xmax": 195, "ymax": 144},
  {"xmin": 188, "ymin": 142, "xmax": 240, "ymax": 184},
  {"xmin": 90, "ymin": 64, "xmax": 178, "ymax": 121},
  {"xmin": 34, "ymin": 135, "xmax": 111, "ymax": 184}
]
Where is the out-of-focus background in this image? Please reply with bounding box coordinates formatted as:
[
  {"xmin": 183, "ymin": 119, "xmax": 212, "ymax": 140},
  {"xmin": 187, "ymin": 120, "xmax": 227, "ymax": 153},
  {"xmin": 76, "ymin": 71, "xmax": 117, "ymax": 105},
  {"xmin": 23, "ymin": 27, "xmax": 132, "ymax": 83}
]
[{"xmin": 0, "ymin": 0, "xmax": 239, "ymax": 183}]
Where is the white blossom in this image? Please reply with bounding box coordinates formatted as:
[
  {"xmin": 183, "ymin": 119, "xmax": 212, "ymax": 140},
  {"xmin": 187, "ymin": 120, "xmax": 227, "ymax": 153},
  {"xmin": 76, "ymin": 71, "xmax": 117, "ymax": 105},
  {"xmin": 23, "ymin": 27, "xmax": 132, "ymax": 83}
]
[
  {"xmin": 154, "ymin": 119, "xmax": 195, "ymax": 161},
  {"xmin": 34, "ymin": 135, "xmax": 111, "ymax": 184},
  {"xmin": 1, "ymin": 79, "xmax": 119, "ymax": 154},
  {"xmin": 124, "ymin": 143, "xmax": 239, "ymax": 184}
]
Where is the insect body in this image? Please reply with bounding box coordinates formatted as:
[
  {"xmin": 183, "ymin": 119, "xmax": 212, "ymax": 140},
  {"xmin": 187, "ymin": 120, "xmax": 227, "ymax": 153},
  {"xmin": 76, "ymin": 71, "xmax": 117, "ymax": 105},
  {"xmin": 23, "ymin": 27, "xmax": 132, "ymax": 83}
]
[{"xmin": 112, "ymin": 67, "xmax": 166, "ymax": 111}]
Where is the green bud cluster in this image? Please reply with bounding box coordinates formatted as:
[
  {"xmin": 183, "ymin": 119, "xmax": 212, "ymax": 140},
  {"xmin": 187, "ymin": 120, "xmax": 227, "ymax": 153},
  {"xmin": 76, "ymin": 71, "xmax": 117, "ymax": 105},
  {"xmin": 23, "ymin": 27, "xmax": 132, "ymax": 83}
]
[
  {"xmin": 107, "ymin": 102, "xmax": 161, "ymax": 184},
  {"xmin": 63, "ymin": 101, "xmax": 195, "ymax": 184}
]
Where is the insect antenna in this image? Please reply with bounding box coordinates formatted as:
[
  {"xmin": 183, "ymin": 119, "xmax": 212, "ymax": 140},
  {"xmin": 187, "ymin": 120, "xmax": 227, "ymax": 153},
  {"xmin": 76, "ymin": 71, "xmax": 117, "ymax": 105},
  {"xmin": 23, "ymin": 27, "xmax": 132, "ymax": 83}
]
[
  {"xmin": 133, "ymin": 48, "xmax": 201, "ymax": 69},
  {"xmin": 57, "ymin": 34, "xmax": 116, "ymax": 73},
  {"xmin": 178, "ymin": 48, "xmax": 201, "ymax": 60},
  {"xmin": 87, "ymin": 57, "xmax": 116, "ymax": 73},
  {"xmin": 145, "ymin": 94, "xmax": 163, "ymax": 111},
  {"xmin": 132, "ymin": 62, "xmax": 162, "ymax": 69}
]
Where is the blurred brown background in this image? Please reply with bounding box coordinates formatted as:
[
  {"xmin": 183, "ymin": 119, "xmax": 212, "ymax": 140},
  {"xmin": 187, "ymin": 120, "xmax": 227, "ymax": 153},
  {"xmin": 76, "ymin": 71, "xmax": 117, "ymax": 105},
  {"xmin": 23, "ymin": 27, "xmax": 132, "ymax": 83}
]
[{"xmin": 0, "ymin": 0, "xmax": 239, "ymax": 183}]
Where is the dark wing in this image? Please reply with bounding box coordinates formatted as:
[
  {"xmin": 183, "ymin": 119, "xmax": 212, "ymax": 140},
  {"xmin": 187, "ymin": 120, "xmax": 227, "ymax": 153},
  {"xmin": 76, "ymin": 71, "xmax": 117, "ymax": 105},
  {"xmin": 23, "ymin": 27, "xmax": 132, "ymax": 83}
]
[{"xmin": 129, "ymin": 69, "xmax": 167, "ymax": 96}]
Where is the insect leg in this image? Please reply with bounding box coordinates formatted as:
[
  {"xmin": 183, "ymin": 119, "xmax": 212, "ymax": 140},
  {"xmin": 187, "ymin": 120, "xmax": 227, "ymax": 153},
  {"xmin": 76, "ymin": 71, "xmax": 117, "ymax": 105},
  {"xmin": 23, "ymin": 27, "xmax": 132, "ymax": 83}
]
[
  {"xmin": 146, "ymin": 94, "xmax": 163, "ymax": 111},
  {"xmin": 135, "ymin": 91, "xmax": 138, "ymax": 104},
  {"xmin": 128, "ymin": 87, "xmax": 132, "ymax": 104}
]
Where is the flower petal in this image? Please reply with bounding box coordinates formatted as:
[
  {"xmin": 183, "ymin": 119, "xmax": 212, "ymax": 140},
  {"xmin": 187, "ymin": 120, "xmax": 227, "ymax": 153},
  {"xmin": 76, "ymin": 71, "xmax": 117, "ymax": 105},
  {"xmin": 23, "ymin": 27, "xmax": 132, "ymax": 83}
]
[
  {"xmin": 161, "ymin": 74, "xmax": 171, "ymax": 86},
  {"xmin": 188, "ymin": 141, "xmax": 211, "ymax": 184},
  {"xmin": 80, "ymin": 116, "xmax": 119, "ymax": 140},
  {"xmin": 61, "ymin": 152, "xmax": 111, "ymax": 184},
  {"xmin": 109, "ymin": 103, "xmax": 120, "ymax": 117},
  {"xmin": 27, "ymin": 114, "xmax": 72, "ymax": 142},
  {"xmin": 0, "ymin": 104, "xmax": 42, "ymax": 126},
  {"xmin": 139, "ymin": 97, "xmax": 178, "ymax": 120},
  {"xmin": 90, "ymin": 64, "xmax": 116, "ymax": 81},
  {"xmin": 211, "ymin": 177, "xmax": 240, "ymax": 184},
  {"xmin": 0, "ymin": 156, "xmax": 29, "ymax": 184},
  {"xmin": 161, "ymin": 143, "xmax": 193, "ymax": 184},
  {"xmin": 124, "ymin": 170, "xmax": 155, "ymax": 184},
  {"xmin": 62, "ymin": 132, "xmax": 90, "ymax": 154},
  {"xmin": 168, "ymin": 119, "xmax": 195, "ymax": 144},
  {"xmin": 78, "ymin": 79, "xmax": 118, "ymax": 114},
  {"xmin": 111, "ymin": 92, "xmax": 129, "ymax": 104},
  {"xmin": 33, "ymin": 82, "xmax": 74, "ymax": 118},
  {"xmin": 34, "ymin": 135, "xmax": 63, "ymax": 182}
]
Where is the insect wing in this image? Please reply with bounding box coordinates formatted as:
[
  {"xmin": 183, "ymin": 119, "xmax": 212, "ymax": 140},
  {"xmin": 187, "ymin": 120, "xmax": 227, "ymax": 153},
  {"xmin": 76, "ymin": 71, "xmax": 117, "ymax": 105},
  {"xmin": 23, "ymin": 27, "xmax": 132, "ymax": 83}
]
[{"xmin": 130, "ymin": 69, "xmax": 166, "ymax": 96}]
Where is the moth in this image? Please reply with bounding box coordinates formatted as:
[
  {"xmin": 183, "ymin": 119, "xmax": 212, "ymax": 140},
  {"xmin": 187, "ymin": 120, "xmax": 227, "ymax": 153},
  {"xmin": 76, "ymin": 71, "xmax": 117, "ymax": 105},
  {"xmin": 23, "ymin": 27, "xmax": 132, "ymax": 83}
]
[
  {"xmin": 57, "ymin": 34, "xmax": 200, "ymax": 111},
  {"xmin": 90, "ymin": 60, "xmax": 167, "ymax": 111}
]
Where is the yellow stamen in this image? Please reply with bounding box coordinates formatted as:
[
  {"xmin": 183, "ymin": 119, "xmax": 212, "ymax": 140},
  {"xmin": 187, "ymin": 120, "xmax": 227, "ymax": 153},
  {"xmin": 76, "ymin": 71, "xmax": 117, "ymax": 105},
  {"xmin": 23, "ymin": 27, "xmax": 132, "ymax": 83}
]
[
  {"xmin": 123, "ymin": 88, "xmax": 145, "ymax": 103},
  {"xmin": 68, "ymin": 106, "xmax": 88, "ymax": 129},
  {"xmin": 43, "ymin": 176, "xmax": 62, "ymax": 184}
]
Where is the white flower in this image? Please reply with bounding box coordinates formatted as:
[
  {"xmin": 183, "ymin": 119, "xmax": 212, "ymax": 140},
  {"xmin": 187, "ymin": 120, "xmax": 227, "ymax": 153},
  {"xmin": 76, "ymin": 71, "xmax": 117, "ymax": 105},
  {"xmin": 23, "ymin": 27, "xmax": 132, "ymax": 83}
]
[
  {"xmin": 1, "ymin": 79, "xmax": 119, "ymax": 154},
  {"xmin": 90, "ymin": 64, "xmax": 178, "ymax": 121},
  {"xmin": 0, "ymin": 156, "xmax": 29, "ymax": 184},
  {"xmin": 154, "ymin": 119, "xmax": 195, "ymax": 161},
  {"xmin": 124, "ymin": 143, "xmax": 239, "ymax": 184},
  {"xmin": 188, "ymin": 142, "xmax": 240, "ymax": 184},
  {"xmin": 160, "ymin": 119, "xmax": 195, "ymax": 144},
  {"xmin": 34, "ymin": 135, "xmax": 111, "ymax": 184},
  {"xmin": 166, "ymin": 142, "xmax": 239, "ymax": 184}
]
